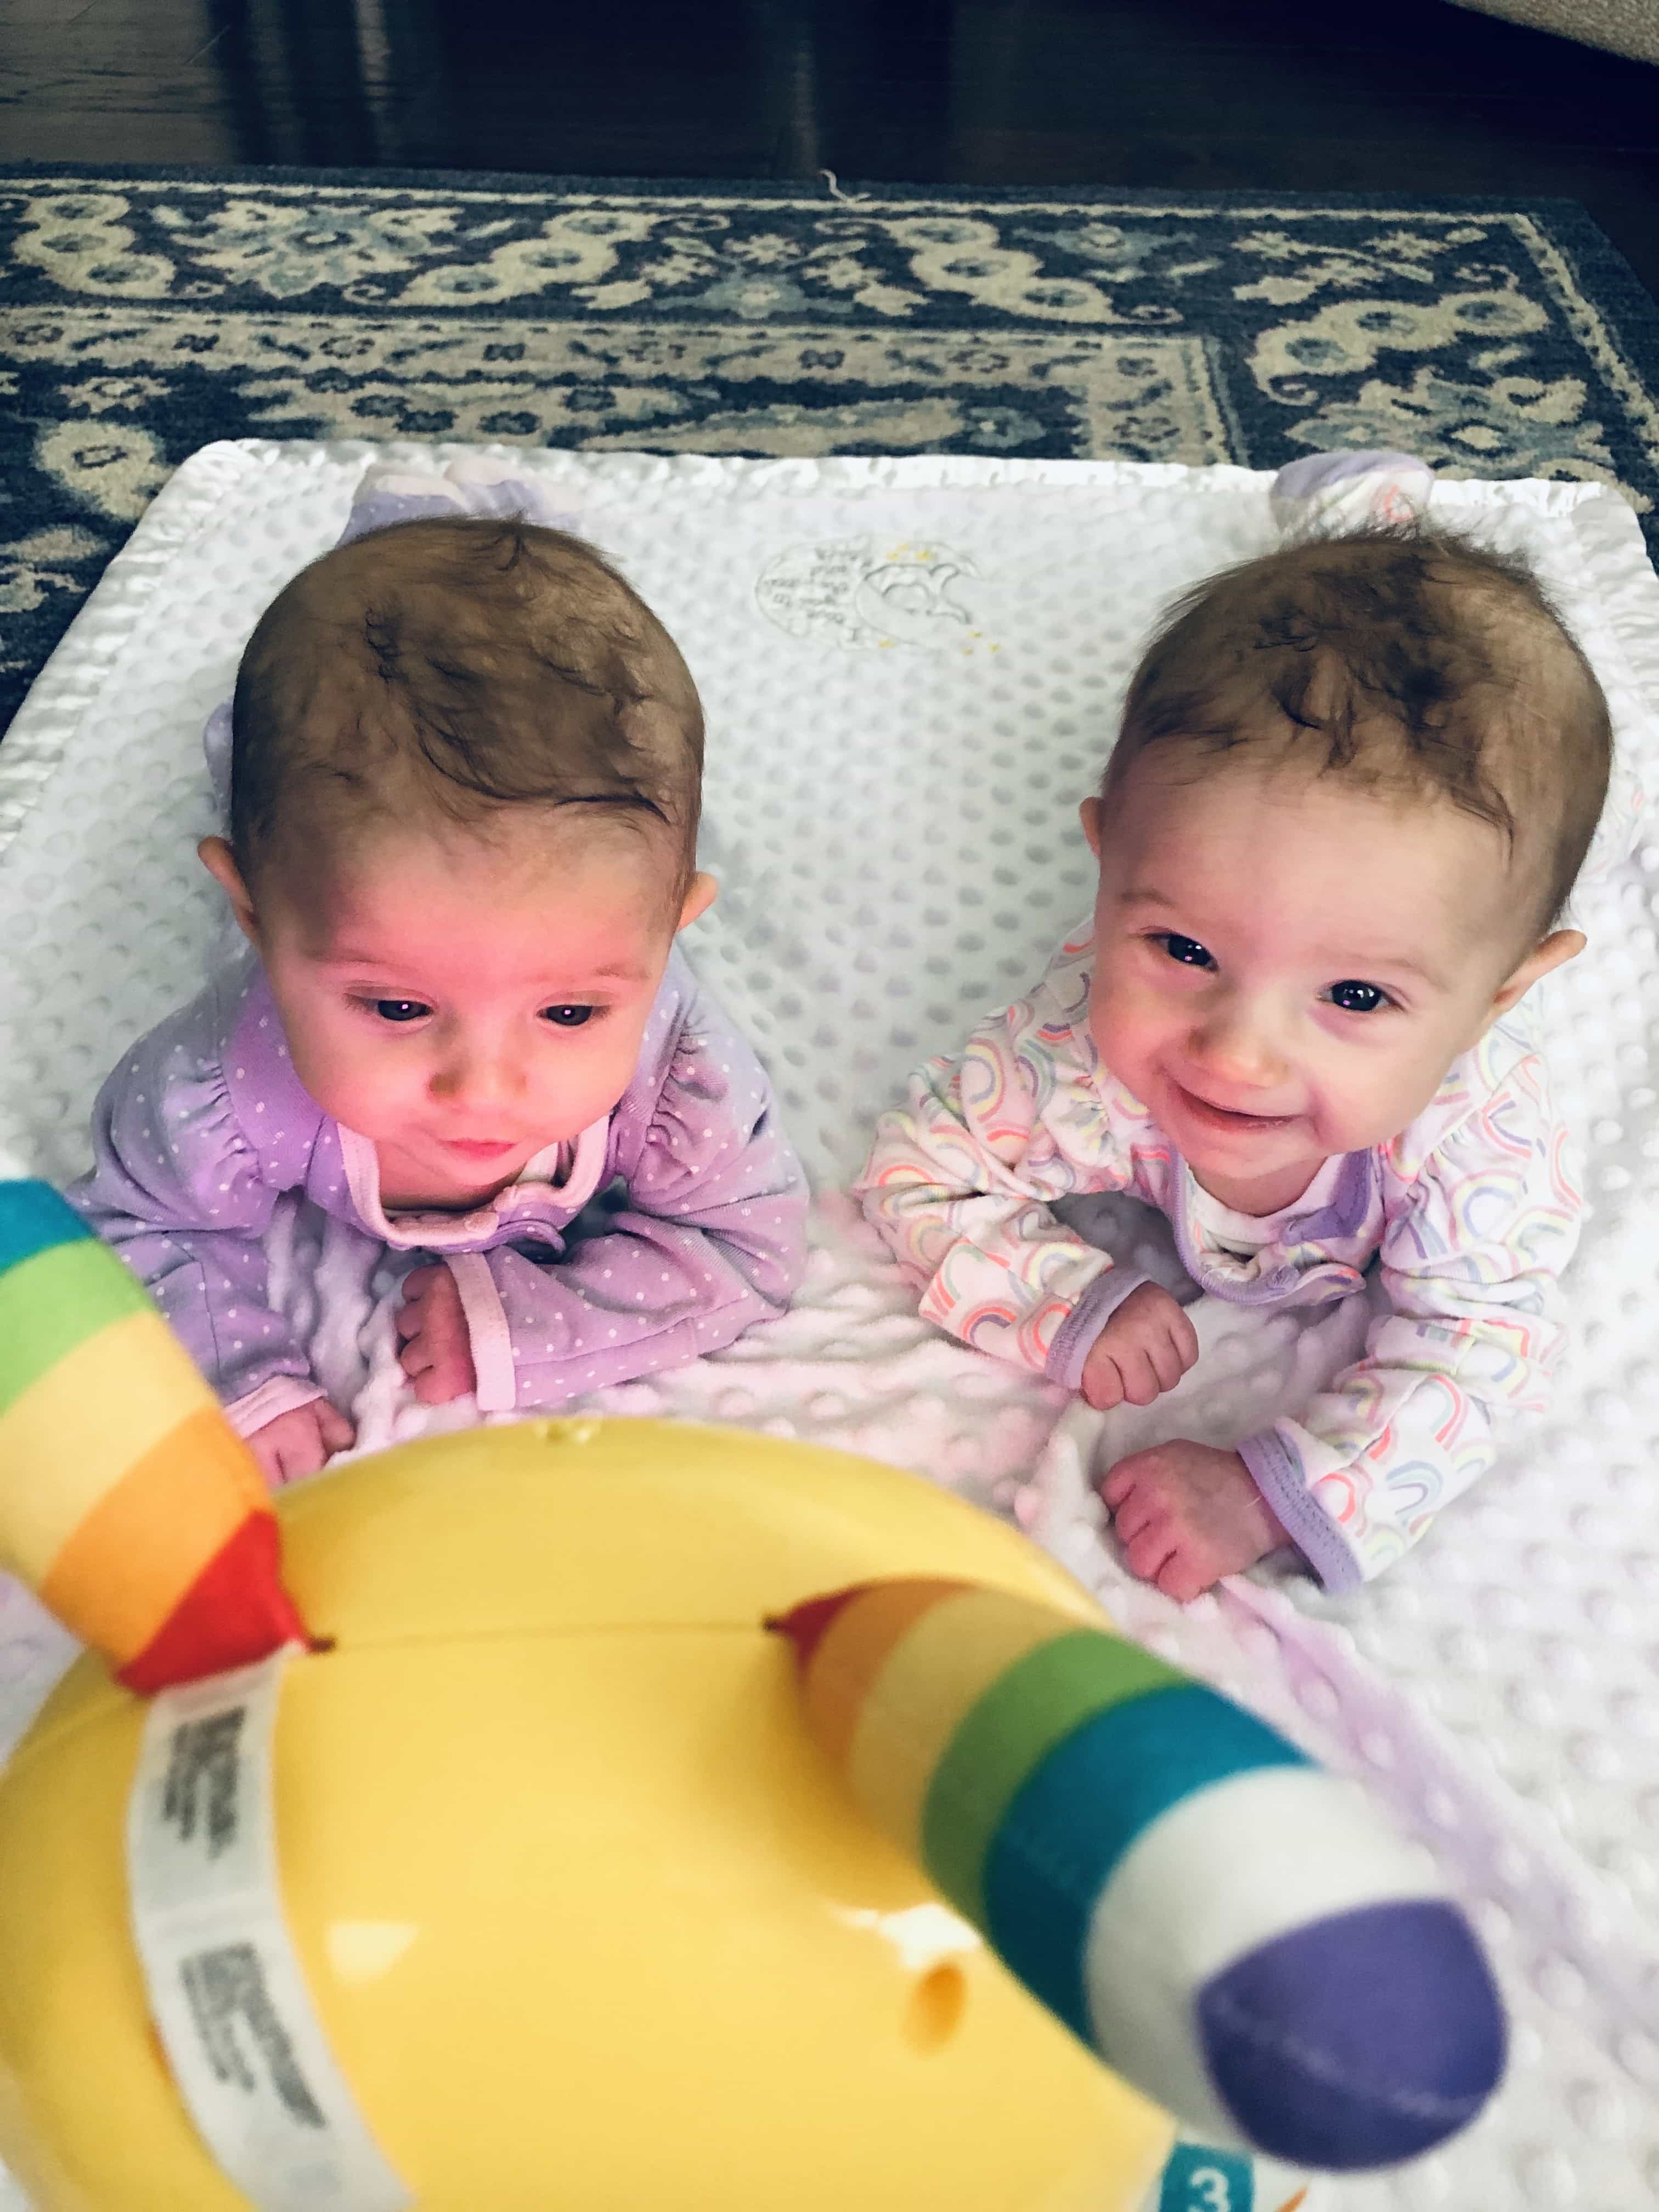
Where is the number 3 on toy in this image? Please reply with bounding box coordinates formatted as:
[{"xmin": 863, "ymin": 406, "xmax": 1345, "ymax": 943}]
[
  {"xmin": 1154, "ymin": 2142, "xmax": 1309, "ymax": 2212},
  {"xmin": 1186, "ymin": 2168, "xmax": 1234, "ymax": 2212}
]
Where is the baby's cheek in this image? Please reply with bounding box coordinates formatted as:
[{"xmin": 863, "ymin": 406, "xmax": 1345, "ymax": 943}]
[
  {"xmin": 1318, "ymin": 1037, "xmax": 1451, "ymax": 1154},
  {"xmin": 567, "ymin": 1030, "xmax": 648, "ymax": 1120},
  {"xmin": 303, "ymin": 1036, "xmax": 414, "ymax": 1137},
  {"xmin": 1088, "ymin": 981, "xmax": 1156, "ymax": 1082},
  {"xmin": 311, "ymin": 1045, "xmax": 376, "ymax": 1120}
]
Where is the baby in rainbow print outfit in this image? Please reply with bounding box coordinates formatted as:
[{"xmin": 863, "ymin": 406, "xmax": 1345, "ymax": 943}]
[
  {"xmin": 71, "ymin": 469, "xmax": 808, "ymax": 1486},
  {"xmin": 856, "ymin": 522, "xmax": 1609, "ymax": 1600}
]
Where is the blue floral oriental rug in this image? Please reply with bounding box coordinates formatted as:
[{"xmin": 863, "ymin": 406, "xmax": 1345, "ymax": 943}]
[{"xmin": 3, "ymin": 166, "xmax": 1658, "ymax": 730}]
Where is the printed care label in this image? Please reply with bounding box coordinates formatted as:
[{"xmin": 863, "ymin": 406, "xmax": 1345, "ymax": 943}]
[{"xmin": 127, "ymin": 1650, "xmax": 413, "ymax": 2212}]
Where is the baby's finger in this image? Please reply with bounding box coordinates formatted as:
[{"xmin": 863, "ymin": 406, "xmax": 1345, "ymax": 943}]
[
  {"xmin": 1085, "ymin": 1358, "xmax": 1125, "ymax": 1412},
  {"xmin": 398, "ymin": 1337, "xmax": 434, "ymax": 1380},
  {"xmin": 1097, "ymin": 1453, "xmax": 1144, "ymax": 1509},
  {"xmin": 276, "ymin": 1435, "xmax": 323, "ymax": 1486},
  {"xmin": 398, "ymin": 1266, "xmax": 438, "ymax": 1310},
  {"xmin": 1118, "ymin": 1348, "xmax": 1161, "ymax": 1407},
  {"xmin": 1121, "ymin": 1522, "xmax": 1180, "ymax": 1587},
  {"xmin": 1171, "ymin": 1306, "xmax": 1200, "ymax": 1370},
  {"xmin": 316, "ymin": 1403, "xmax": 355, "ymax": 1454},
  {"xmin": 1105, "ymin": 1485, "xmax": 1157, "ymax": 1545},
  {"xmin": 1155, "ymin": 1545, "xmax": 1215, "ymax": 1605},
  {"xmin": 1146, "ymin": 1331, "xmax": 1188, "ymax": 1395}
]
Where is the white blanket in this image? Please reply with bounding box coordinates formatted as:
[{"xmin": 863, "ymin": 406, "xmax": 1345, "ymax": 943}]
[{"xmin": 4, "ymin": 442, "xmax": 1659, "ymax": 2210}]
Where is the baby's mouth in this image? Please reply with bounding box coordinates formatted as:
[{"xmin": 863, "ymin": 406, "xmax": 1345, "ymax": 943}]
[{"xmin": 1171, "ymin": 1080, "xmax": 1298, "ymax": 1132}]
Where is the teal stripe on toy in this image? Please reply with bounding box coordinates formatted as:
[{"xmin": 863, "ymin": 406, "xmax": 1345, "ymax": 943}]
[
  {"xmin": 982, "ymin": 1684, "xmax": 1308, "ymax": 2045},
  {"xmin": 0, "ymin": 1180, "xmax": 89, "ymax": 1275},
  {"xmin": 921, "ymin": 1629, "xmax": 1183, "ymax": 1925}
]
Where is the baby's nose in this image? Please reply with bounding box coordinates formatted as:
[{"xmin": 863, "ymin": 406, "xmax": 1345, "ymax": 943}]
[
  {"xmin": 1192, "ymin": 1001, "xmax": 1287, "ymax": 1085},
  {"xmin": 433, "ymin": 1037, "xmax": 527, "ymax": 1105}
]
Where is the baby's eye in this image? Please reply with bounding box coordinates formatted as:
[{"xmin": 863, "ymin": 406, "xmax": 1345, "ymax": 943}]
[
  {"xmin": 1155, "ymin": 932, "xmax": 1215, "ymax": 970},
  {"xmin": 371, "ymin": 999, "xmax": 430, "ymax": 1024},
  {"xmin": 1325, "ymin": 979, "xmax": 1391, "ymax": 1014},
  {"xmin": 540, "ymin": 1005, "xmax": 594, "ymax": 1029}
]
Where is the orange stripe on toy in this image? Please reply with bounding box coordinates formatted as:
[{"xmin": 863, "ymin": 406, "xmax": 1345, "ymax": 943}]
[
  {"xmin": 39, "ymin": 1405, "xmax": 273, "ymax": 1667},
  {"xmin": 790, "ymin": 1578, "xmax": 962, "ymax": 1769},
  {"xmin": 0, "ymin": 1179, "xmax": 313, "ymax": 1691},
  {"xmin": 0, "ymin": 1307, "xmax": 226, "ymax": 1583}
]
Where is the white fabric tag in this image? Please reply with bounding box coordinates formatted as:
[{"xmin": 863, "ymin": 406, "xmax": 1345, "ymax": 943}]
[{"xmin": 127, "ymin": 1650, "xmax": 413, "ymax": 2212}]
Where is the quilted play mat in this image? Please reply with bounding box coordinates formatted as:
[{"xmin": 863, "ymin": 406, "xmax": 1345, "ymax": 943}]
[{"xmin": 2, "ymin": 441, "xmax": 1658, "ymax": 2209}]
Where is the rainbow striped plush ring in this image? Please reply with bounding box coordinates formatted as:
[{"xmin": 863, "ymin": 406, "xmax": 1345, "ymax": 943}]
[{"xmin": 771, "ymin": 1577, "xmax": 1505, "ymax": 2172}]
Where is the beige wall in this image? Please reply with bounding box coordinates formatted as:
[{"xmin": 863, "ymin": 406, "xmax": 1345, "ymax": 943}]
[{"xmin": 1448, "ymin": 0, "xmax": 1659, "ymax": 64}]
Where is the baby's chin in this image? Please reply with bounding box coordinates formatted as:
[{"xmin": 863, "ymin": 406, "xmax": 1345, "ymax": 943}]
[{"xmin": 372, "ymin": 1135, "xmax": 548, "ymax": 1212}]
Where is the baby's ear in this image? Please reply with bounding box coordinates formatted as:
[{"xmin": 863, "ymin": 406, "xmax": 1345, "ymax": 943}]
[
  {"xmin": 676, "ymin": 871, "xmax": 718, "ymax": 933},
  {"xmin": 198, "ymin": 837, "xmax": 261, "ymax": 946},
  {"xmin": 1487, "ymin": 926, "xmax": 1585, "ymax": 1023}
]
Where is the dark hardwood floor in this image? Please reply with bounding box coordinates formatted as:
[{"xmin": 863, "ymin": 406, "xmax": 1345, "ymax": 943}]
[{"xmin": 1, "ymin": 0, "xmax": 1657, "ymax": 303}]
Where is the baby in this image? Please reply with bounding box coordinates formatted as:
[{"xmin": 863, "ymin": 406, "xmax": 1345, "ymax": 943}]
[
  {"xmin": 72, "ymin": 509, "xmax": 809, "ymax": 1485},
  {"xmin": 856, "ymin": 527, "xmax": 1610, "ymax": 1599}
]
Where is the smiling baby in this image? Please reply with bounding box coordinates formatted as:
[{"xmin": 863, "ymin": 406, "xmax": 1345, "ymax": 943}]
[{"xmin": 857, "ymin": 528, "xmax": 1609, "ymax": 1597}]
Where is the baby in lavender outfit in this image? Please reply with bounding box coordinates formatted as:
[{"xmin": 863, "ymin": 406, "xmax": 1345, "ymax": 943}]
[{"xmin": 71, "ymin": 484, "xmax": 809, "ymax": 1484}]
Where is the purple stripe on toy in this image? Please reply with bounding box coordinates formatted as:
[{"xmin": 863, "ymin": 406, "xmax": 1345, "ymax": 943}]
[{"xmin": 1195, "ymin": 1898, "xmax": 1506, "ymax": 2170}]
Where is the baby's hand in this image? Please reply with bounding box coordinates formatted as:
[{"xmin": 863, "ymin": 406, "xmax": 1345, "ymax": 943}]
[
  {"xmin": 1079, "ymin": 1281, "xmax": 1199, "ymax": 1411},
  {"xmin": 396, "ymin": 1265, "xmax": 478, "ymax": 1404},
  {"xmin": 247, "ymin": 1400, "xmax": 355, "ymax": 1487},
  {"xmin": 1099, "ymin": 1440, "xmax": 1290, "ymax": 1602}
]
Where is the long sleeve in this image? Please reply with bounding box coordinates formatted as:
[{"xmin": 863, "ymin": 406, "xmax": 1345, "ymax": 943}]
[
  {"xmin": 65, "ymin": 979, "xmax": 323, "ymax": 1427},
  {"xmin": 853, "ymin": 969, "xmax": 1147, "ymax": 1387},
  {"xmin": 1240, "ymin": 1056, "xmax": 1579, "ymax": 1590},
  {"xmin": 450, "ymin": 990, "xmax": 809, "ymax": 1412}
]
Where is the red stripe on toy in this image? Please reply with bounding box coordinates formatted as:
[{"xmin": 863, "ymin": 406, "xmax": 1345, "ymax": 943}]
[
  {"xmin": 765, "ymin": 1584, "xmax": 867, "ymax": 1668},
  {"xmin": 117, "ymin": 1514, "xmax": 313, "ymax": 1693}
]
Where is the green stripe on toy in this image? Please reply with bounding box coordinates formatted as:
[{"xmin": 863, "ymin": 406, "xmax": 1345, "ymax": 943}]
[
  {"xmin": 0, "ymin": 1238, "xmax": 150, "ymax": 1419},
  {"xmin": 922, "ymin": 1629, "xmax": 1184, "ymax": 1924}
]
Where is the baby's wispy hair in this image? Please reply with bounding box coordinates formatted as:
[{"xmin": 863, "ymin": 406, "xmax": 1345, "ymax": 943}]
[
  {"xmin": 1104, "ymin": 525, "xmax": 1611, "ymax": 934},
  {"xmin": 231, "ymin": 515, "xmax": 704, "ymax": 899}
]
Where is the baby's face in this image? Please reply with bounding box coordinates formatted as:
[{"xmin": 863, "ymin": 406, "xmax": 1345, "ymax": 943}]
[
  {"xmin": 227, "ymin": 812, "xmax": 710, "ymax": 1207},
  {"xmin": 1082, "ymin": 752, "xmax": 1573, "ymax": 1210}
]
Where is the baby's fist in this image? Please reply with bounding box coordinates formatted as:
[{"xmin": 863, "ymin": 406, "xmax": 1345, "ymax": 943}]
[
  {"xmin": 1079, "ymin": 1280, "xmax": 1199, "ymax": 1411},
  {"xmin": 247, "ymin": 1398, "xmax": 354, "ymax": 1488},
  {"xmin": 396, "ymin": 1263, "xmax": 478, "ymax": 1404},
  {"xmin": 1099, "ymin": 1439, "xmax": 1289, "ymax": 1601}
]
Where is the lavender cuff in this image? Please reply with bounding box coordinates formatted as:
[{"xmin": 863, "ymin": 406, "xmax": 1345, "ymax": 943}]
[
  {"xmin": 1044, "ymin": 1267, "xmax": 1151, "ymax": 1391},
  {"xmin": 1238, "ymin": 1426, "xmax": 1365, "ymax": 1595}
]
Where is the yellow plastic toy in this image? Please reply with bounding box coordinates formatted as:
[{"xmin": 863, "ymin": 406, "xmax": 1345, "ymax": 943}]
[
  {"xmin": 0, "ymin": 1183, "xmax": 1498, "ymax": 2211},
  {"xmin": 0, "ymin": 1414, "xmax": 1172, "ymax": 2212}
]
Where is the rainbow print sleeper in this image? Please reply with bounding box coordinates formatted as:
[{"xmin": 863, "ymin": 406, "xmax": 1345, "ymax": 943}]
[
  {"xmin": 771, "ymin": 1576, "xmax": 1505, "ymax": 2171},
  {"xmin": 0, "ymin": 1180, "xmax": 308, "ymax": 1690}
]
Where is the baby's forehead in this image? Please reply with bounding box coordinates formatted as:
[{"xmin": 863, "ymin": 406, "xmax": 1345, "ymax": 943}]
[
  {"xmin": 268, "ymin": 805, "xmax": 681, "ymax": 962},
  {"xmin": 1109, "ymin": 748, "xmax": 1526, "ymax": 951},
  {"xmin": 294, "ymin": 793, "xmax": 672, "ymax": 891}
]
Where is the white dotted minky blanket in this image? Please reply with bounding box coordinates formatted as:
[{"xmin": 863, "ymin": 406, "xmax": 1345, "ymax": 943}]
[{"xmin": 3, "ymin": 441, "xmax": 1659, "ymax": 2211}]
